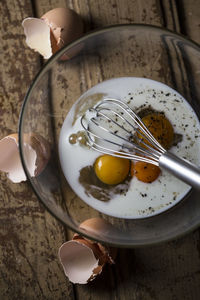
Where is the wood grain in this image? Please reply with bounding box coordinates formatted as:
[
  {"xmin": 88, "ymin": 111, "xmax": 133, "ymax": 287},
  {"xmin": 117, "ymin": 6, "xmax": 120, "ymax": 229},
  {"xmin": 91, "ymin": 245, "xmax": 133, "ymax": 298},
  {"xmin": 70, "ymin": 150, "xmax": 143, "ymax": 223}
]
[
  {"xmin": 0, "ymin": 0, "xmax": 200, "ymax": 299},
  {"xmin": 177, "ymin": 0, "xmax": 200, "ymax": 44},
  {"xmin": 0, "ymin": 1, "xmax": 71, "ymax": 299}
]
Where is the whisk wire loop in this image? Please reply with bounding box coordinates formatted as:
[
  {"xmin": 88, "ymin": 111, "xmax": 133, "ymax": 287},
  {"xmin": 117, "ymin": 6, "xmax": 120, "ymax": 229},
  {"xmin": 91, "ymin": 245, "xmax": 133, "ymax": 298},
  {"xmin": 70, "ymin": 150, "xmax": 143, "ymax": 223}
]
[
  {"xmin": 95, "ymin": 98, "xmax": 165, "ymax": 153},
  {"xmin": 81, "ymin": 98, "xmax": 165, "ymax": 164}
]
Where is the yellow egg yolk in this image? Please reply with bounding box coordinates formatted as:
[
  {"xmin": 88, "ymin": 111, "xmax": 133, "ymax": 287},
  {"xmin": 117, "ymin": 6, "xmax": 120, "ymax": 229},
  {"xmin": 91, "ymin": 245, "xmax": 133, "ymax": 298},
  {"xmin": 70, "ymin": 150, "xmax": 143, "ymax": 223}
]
[
  {"xmin": 94, "ymin": 155, "xmax": 130, "ymax": 185},
  {"xmin": 131, "ymin": 161, "xmax": 161, "ymax": 183},
  {"xmin": 141, "ymin": 113, "xmax": 174, "ymax": 149}
]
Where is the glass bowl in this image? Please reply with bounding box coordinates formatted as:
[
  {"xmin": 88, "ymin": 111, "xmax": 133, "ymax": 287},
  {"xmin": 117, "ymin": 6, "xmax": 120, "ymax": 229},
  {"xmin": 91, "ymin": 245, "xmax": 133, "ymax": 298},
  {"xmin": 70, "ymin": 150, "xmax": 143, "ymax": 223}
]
[{"xmin": 19, "ymin": 24, "xmax": 200, "ymax": 247}]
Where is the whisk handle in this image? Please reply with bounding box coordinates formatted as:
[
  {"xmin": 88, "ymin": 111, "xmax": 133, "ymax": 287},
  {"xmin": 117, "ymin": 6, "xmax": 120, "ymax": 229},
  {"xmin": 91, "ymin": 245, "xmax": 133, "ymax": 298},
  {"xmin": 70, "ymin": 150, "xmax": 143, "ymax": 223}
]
[{"xmin": 159, "ymin": 152, "xmax": 200, "ymax": 190}]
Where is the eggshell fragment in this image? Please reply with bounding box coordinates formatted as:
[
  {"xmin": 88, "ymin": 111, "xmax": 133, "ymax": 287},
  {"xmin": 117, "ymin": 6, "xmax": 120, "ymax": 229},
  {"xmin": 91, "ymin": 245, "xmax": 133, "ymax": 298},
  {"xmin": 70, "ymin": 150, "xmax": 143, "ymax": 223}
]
[
  {"xmin": 58, "ymin": 218, "xmax": 117, "ymax": 284},
  {"xmin": 58, "ymin": 240, "xmax": 99, "ymax": 284},
  {"xmin": 0, "ymin": 134, "xmax": 36, "ymax": 183},
  {"xmin": 80, "ymin": 217, "xmax": 113, "ymax": 235},
  {"xmin": 22, "ymin": 18, "xmax": 52, "ymax": 59},
  {"xmin": 22, "ymin": 7, "xmax": 84, "ymax": 59},
  {"xmin": 0, "ymin": 133, "xmax": 51, "ymax": 183}
]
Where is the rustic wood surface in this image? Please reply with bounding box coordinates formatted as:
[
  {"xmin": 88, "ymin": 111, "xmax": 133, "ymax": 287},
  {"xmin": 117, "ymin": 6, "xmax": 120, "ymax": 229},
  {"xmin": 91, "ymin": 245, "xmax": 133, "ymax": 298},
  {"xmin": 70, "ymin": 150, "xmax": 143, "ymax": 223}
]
[{"xmin": 0, "ymin": 0, "xmax": 200, "ymax": 299}]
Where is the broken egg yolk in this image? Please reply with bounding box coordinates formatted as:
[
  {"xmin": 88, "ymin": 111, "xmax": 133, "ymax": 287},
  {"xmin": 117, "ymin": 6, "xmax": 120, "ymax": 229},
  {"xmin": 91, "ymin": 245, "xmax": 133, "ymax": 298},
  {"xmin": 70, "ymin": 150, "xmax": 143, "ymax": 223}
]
[
  {"xmin": 131, "ymin": 161, "xmax": 161, "ymax": 183},
  {"xmin": 141, "ymin": 113, "xmax": 174, "ymax": 149},
  {"xmin": 94, "ymin": 155, "xmax": 130, "ymax": 185},
  {"xmin": 133, "ymin": 112, "xmax": 174, "ymax": 183}
]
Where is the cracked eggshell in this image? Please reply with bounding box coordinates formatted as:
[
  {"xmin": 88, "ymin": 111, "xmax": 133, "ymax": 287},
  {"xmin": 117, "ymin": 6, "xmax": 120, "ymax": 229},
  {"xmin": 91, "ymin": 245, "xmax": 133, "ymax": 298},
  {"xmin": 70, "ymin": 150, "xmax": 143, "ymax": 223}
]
[
  {"xmin": 22, "ymin": 7, "xmax": 84, "ymax": 59},
  {"xmin": 58, "ymin": 240, "xmax": 100, "ymax": 284},
  {"xmin": 58, "ymin": 218, "xmax": 117, "ymax": 284},
  {"xmin": 80, "ymin": 217, "xmax": 114, "ymax": 235},
  {"xmin": 0, "ymin": 134, "xmax": 36, "ymax": 183},
  {"xmin": 22, "ymin": 17, "xmax": 52, "ymax": 59},
  {"xmin": 0, "ymin": 133, "xmax": 51, "ymax": 183},
  {"xmin": 41, "ymin": 7, "xmax": 84, "ymax": 50}
]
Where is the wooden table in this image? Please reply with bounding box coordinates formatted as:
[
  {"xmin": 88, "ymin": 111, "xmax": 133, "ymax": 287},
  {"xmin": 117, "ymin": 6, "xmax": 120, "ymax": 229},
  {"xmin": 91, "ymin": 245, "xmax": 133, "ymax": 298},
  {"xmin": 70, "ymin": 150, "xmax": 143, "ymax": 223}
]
[{"xmin": 0, "ymin": 1, "xmax": 200, "ymax": 299}]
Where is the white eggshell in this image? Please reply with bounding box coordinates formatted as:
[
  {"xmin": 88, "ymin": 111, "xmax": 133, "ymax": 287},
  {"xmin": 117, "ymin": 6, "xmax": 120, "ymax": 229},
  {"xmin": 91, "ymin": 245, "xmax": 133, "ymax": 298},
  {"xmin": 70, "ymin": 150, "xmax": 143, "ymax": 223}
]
[
  {"xmin": 58, "ymin": 240, "xmax": 99, "ymax": 284},
  {"xmin": 0, "ymin": 134, "xmax": 36, "ymax": 183},
  {"xmin": 41, "ymin": 7, "xmax": 83, "ymax": 49},
  {"xmin": 22, "ymin": 17, "xmax": 52, "ymax": 59},
  {"xmin": 80, "ymin": 217, "xmax": 113, "ymax": 235}
]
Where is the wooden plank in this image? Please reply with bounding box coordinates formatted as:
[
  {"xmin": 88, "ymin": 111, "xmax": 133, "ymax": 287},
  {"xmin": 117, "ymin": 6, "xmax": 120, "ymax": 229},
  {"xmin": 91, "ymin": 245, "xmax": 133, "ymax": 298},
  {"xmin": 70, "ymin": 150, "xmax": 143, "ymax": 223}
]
[
  {"xmin": 160, "ymin": 0, "xmax": 180, "ymax": 32},
  {"xmin": 76, "ymin": 0, "xmax": 164, "ymax": 29},
  {"xmin": 0, "ymin": 1, "xmax": 72, "ymax": 299},
  {"xmin": 176, "ymin": 0, "xmax": 200, "ymax": 44}
]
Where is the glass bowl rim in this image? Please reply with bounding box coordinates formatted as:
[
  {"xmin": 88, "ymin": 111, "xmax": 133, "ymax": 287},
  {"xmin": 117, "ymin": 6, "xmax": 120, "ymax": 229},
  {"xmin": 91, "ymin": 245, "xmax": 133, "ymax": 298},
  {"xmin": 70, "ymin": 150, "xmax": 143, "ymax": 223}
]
[{"xmin": 18, "ymin": 23, "xmax": 200, "ymax": 247}]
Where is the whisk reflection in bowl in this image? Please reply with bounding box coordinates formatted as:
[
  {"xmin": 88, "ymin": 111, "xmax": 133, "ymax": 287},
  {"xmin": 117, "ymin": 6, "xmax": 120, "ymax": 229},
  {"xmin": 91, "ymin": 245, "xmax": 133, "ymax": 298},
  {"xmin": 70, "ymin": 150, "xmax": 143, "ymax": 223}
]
[{"xmin": 81, "ymin": 98, "xmax": 200, "ymax": 190}]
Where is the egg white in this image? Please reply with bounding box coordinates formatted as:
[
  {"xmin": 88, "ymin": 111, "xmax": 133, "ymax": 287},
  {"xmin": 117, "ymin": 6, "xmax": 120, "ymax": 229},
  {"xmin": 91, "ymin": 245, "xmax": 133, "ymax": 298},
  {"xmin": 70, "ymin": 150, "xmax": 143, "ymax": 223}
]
[{"xmin": 59, "ymin": 77, "xmax": 200, "ymax": 219}]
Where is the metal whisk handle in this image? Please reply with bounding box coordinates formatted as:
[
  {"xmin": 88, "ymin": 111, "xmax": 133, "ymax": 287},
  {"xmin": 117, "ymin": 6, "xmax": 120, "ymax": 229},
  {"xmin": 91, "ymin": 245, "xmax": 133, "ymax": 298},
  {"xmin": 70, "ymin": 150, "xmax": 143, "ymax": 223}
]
[{"xmin": 159, "ymin": 152, "xmax": 200, "ymax": 190}]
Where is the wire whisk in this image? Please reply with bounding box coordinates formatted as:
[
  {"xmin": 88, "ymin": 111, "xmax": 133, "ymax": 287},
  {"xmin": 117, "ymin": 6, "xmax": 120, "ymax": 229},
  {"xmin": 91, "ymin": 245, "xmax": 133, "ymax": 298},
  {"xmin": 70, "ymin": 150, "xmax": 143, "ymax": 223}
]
[{"xmin": 81, "ymin": 98, "xmax": 200, "ymax": 190}]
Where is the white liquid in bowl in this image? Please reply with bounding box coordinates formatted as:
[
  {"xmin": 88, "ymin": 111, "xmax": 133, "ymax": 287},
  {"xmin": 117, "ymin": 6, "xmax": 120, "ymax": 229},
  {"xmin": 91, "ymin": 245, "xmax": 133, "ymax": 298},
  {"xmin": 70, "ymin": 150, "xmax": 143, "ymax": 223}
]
[{"xmin": 59, "ymin": 77, "xmax": 200, "ymax": 219}]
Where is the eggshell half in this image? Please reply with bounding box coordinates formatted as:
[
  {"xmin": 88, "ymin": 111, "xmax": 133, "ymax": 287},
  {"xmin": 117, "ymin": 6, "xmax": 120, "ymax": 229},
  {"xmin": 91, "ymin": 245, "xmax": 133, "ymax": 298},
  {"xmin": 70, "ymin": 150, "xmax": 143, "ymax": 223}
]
[
  {"xmin": 0, "ymin": 134, "xmax": 36, "ymax": 183},
  {"xmin": 58, "ymin": 218, "xmax": 117, "ymax": 284},
  {"xmin": 58, "ymin": 240, "xmax": 99, "ymax": 284},
  {"xmin": 22, "ymin": 18, "xmax": 52, "ymax": 59},
  {"xmin": 0, "ymin": 133, "xmax": 51, "ymax": 183},
  {"xmin": 41, "ymin": 7, "xmax": 83, "ymax": 49},
  {"xmin": 80, "ymin": 217, "xmax": 113, "ymax": 235},
  {"xmin": 22, "ymin": 7, "xmax": 84, "ymax": 59}
]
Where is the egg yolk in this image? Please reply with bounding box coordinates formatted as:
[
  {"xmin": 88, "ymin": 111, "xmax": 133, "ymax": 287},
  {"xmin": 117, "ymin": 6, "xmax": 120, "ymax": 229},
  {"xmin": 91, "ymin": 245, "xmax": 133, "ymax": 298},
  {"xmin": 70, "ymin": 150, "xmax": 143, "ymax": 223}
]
[
  {"xmin": 133, "ymin": 112, "xmax": 173, "ymax": 183},
  {"xmin": 94, "ymin": 155, "xmax": 130, "ymax": 185},
  {"xmin": 141, "ymin": 113, "xmax": 174, "ymax": 150},
  {"xmin": 131, "ymin": 161, "xmax": 161, "ymax": 183}
]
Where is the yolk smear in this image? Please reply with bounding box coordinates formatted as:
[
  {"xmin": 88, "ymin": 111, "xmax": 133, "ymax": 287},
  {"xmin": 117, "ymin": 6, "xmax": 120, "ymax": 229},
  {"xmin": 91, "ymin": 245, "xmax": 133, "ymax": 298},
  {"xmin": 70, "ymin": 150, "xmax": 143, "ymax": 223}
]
[
  {"xmin": 94, "ymin": 155, "xmax": 130, "ymax": 185},
  {"xmin": 131, "ymin": 161, "xmax": 161, "ymax": 183},
  {"xmin": 141, "ymin": 113, "xmax": 174, "ymax": 150}
]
